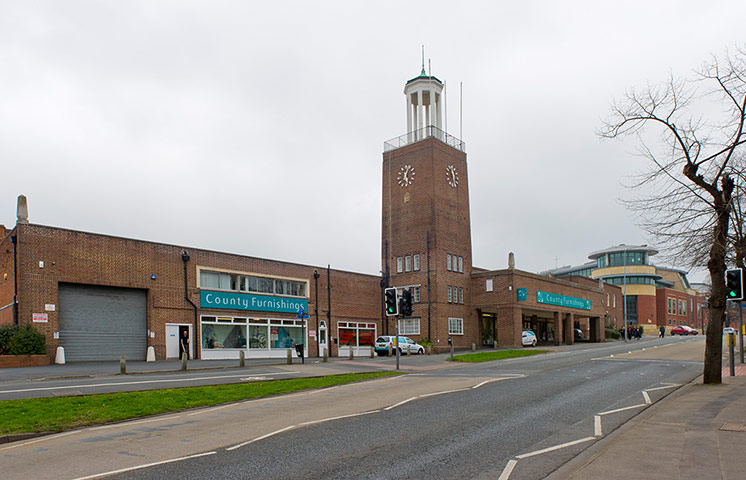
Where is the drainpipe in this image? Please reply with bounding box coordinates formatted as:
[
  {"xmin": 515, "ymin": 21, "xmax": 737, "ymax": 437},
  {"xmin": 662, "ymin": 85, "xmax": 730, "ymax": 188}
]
[
  {"xmin": 11, "ymin": 233, "xmax": 18, "ymax": 326},
  {"xmin": 314, "ymin": 270, "xmax": 320, "ymax": 358},
  {"xmin": 327, "ymin": 265, "xmax": 332, "ymax": 355},
  {"xmin": 182, "ymin": 251, "xmax": 199, "ymax": 359}
]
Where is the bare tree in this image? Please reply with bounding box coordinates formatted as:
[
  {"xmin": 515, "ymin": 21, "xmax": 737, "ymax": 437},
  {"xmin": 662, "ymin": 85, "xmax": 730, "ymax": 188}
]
[{"xmin": 600, "ymin": 48, "xmax": 746, "ymax": 384}]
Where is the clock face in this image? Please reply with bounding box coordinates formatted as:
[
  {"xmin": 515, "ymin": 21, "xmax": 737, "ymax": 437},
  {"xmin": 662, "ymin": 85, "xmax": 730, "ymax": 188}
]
[
  {"xmin": 398, "ymin": 164, "xmax": 415, "ymax": 187},
  {"xmin": 446, "ymin": 165, "xmax": 459, "ymax": 188}
]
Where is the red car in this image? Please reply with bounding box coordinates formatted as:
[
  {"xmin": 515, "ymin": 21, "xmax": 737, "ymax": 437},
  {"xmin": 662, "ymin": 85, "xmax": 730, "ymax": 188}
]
[{"xmin": 671, "ymin": 325, "xmax": 699, "ymax": 336}]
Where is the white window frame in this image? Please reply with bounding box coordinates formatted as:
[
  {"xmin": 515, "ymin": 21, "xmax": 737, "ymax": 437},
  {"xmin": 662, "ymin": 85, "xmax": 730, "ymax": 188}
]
[
  {"xmin": 398, "ymin": 317, "xmax": 420, "ymax": 335},
  {"xmin": 447, "ymin": 286, "xmax": 452, "ymax": 303},
  {"xmin": 459, "ymin": 287, "xmax": 464, "ymax": 304},
  {"xmin": 412, "ymin": 286, "xmax": 421, "ymax": 303},
  {"xmin": 458, "ymin": 256, "xmax": 463, "ymax": 273},
  {"xmin": 396, "ymin": 256, "xmax": 403, "ymax": 273},
  {"xmin": 613, "ymin": 295, "xmax": 616, "ymax": 308},
  {"xmin": 405, "ymin": 255, "xmax": 412, "ymax": 272},
  {"xmin": 607, "ymin": 294, "xmax": 610, "ymax": 307},
  {"xmin": 447, "ymin": 254, "xmax": 452, "ymax": 271},
  {"xmin": 413, "ymin": 254, "xmax": 420, "ymax": 271},
  {"xmin": 486, "ymin": 278, "xmax": 493, "ymax": 292},
  {"xmin": 448, "ymin": 317, "xmax": 464, "ymax": 335}
]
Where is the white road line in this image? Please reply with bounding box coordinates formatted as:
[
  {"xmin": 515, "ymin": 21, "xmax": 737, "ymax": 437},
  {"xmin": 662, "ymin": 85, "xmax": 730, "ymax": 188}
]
[
  {"xmin": 0, "ymin": 372, "xmax": 298, "ymax": 395},
  {"xmin": 298, "ymin": 410, "xmax": 380, "ymax": 426},
  {"xmin": 472, "ymin": 379, "xmax": 501, "ymax": 389},
  {"xmin": 594, "ymin": 415, "xmax": 602, "ymax": 436},
  {"xmin": 0, "ymin": 430, "xmax": 79, "ymax": 451},
  {"xmin": 418, "ymin": 388, "xmax": 470, "ymax": 398},
  {"xmin": 648, "ymin": 384, "xmax": 680, "ymax": 390},
  {"xmin": 598, "ymin": 403, "xmax": 646, "ymax": 416},
  {"xmin": 498, "ymin": 459, "xmax": 518, "ymax": 480},
  {"xmin": 642, "ymin": 391, "xmax": 652, "ymax": 404},
  {"xmin": 90, "ymin": 414, "xmax": 183, "ymax": 429},
  {"xmin": 70, "ymin": 451, "xmax": 217, "ymax": 480},
  {"xmin": 384, "ymin": 396, "xmax": 418, "ymax": 411},
  {"xmin": 515, "ymin": 437, "xmax": 596, "ymax": 459},
  {"xmin": 225, "ymin": 425, "xmax": 297, "ymax": 451}
]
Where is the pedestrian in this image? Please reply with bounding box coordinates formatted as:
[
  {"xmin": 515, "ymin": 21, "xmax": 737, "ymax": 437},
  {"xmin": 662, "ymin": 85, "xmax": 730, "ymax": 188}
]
[
  {"xmin": 659, "ymin": 325, "xmax": 665, "ymax": 338},
  {"xmin": 180, "ymin": 330, "xmax": 190, "ymax": 360}
]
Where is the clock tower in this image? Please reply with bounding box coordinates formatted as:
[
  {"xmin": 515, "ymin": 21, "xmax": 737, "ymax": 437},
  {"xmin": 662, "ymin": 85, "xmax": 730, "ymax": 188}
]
[{"xmin": 382, "ymin": 67, "xmax": 474, "ymax": 351}]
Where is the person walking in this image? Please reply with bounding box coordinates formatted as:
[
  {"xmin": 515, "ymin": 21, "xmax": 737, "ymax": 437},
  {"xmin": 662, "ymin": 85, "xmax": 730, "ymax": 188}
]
[{"xmin": 659, "ymin": 325, "xmax": 665, "ymax": 338}]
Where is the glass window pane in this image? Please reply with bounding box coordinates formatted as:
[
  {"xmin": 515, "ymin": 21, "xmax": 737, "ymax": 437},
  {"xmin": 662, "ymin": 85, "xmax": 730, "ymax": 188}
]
[
  {"xmin": 270, "ymin": 326, "xmax": 302, "ymax": 348},
  {"xmin": 201, "ymin": 271, "xmax": 219, "ymax": 288},
  {"xmin": 202, "ymin": 323, "xmax": 246, "ymax": 349},
  {"xmin": 248, "ymin": 325, "xmax": 268, "ymax": 349},
  {"xmin": 259, "ymin": 277, "xmax": 273, "ymax": 293},
  {"xmin": 413, "ymin": 254, "xmax": 420, "ymax": 271}
]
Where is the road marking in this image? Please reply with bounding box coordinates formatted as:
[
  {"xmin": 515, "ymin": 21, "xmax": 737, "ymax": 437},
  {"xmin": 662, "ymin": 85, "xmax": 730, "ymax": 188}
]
[
  {"xmin": 70, "ymin": 451, "xmax": 217, "ymax": 480},
  {"xmin": 384, "ymin": 396, "xmax": 418, "ymax": 411},
  {"xmin": 298, "ymin": 410, "xmax": 379, "ymax": 426},
  {"xmin": 240, "ymin": 376, "xmax": 268, "ymax": 381},
  {"xmin": 515, "ymin": 437, "xmax": 596, "ymax": 459},
  {"xmin": 642, "ymin": 391, "xmax": 652, "ymax": 404},
  {"xmin": 598, "ymin": 403, "xmax": 646, "ymax": 416},
  {"xmin": 226, "ymin": 425, "xmax": 297, "ymax": 451},
  {"xmin": 594, "ymin": 415, "xmax": 602, "ymax": 436},
  {"xmin": 650, "ymin": 383, "xmax": 680, "ymax": 390},
  {"xmin": 0, "ymin": 372, "xmax": 298, "ymax": 395},
  {"xmin": 498, "ymin": 459, "xmax": 518, "ymax": 480}
]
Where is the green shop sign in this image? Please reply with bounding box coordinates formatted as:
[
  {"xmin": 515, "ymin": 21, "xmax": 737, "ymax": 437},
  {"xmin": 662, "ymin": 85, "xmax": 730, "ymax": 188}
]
[
  {"xmin": 536, "ymin": 291, "xmax": 591, "ymax": 310},
  {"xmin": 200, "ymin": 290, "xmax": 308, "ymax": 314}
]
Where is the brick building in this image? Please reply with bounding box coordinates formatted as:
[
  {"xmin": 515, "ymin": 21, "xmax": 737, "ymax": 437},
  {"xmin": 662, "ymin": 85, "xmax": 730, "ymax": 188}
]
[{"xmin": 1, "ymin": 68, "xmax": 614, "ymax": 362}]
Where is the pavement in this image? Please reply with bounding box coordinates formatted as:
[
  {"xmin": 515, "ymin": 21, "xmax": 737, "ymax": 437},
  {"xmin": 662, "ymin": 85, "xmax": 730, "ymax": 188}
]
[{"xmin": 3, "ymin": 339, "xmax": 746, "ymax": 479}]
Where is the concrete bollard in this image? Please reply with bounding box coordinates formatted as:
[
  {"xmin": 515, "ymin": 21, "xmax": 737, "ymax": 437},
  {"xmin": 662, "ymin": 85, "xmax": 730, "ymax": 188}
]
[
  {"xmin": 406, "ymin": 344, "xmax": 411, "ymax": 356},
  {"xmin": 239, "ymin": 350, "xmax": 245, "ymax": 367},
  {"xmin": 349, "ymin": 348, "xmax": 354, "ymax": 360},
  {"xmin": 120, "ymin": 354, "xmax": 126, "ymax": 374},
  {"xmin": 370, "ymin": 345, "xmax": 374, "ymax": 358},
  {"xmin": 146, "ymin": 346, "xmax": 156, "ymax": 362},
  {"xmin": 472, "ymin": 343, "xmax": 476, "ymax": 352},
  {"xmin": 55, "ymin": 346, "xmax": 65, "ymax": 365},
  {"xmin": 493, "ymin": 340, "xmax": 498, "ymax": 350},
  {"xmin": 388, "ymin": 344, "xmax": 392, "ymax": 356},
  {"xmin": 427, "ymin": 346, "xmax": 432, "ymax": 355},
  {"xmin": 323, "ymin": 347, "xmax": 328, "ymax": 362},
  {"xmin": 287, "ymin": 348, "xmax": 292, "ymax": 364},
  {"xmin": 181, "ymin": 352, "xmax": 187, "ymax": 371}
]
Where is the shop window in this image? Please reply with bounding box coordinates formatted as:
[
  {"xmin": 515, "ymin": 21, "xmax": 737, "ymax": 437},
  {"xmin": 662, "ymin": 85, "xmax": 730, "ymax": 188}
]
[
  {"xmin": 399, "ymin": 318, "xmax": 420, "ymax": 335},
  {"xmin": 396, "ymin": 256, "xmax": 403, "ymax": 273},
  {"xmin": 405, "ymin": 255, "xmax": 412, "ymax": 272},
  {"xmin": 448, "ymin": 317, "xmax": 464, "ymax": 335},
  {"xmin": 202, "ymin": 323, "xmax": 247, "ymax": 349},
  {"xmin": 486, "ymin": 278, "xmax": 493, "ymax": 292},
  {"xmin": 338, "ymin": 322, "xmax": 376, "ymax": 348},
  {"xmin": 447, "ymin": 254, "xmax": 452, "ymax": 271},
  {"xmin": 413, "ymin": 254, "xmax": 420, "ymax": 271}
]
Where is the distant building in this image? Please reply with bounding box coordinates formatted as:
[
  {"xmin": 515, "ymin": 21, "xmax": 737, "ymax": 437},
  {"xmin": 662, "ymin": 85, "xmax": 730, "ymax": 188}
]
[{"xmin": 544, "ymin": 245, "xmax": 708, "ymax": 331}]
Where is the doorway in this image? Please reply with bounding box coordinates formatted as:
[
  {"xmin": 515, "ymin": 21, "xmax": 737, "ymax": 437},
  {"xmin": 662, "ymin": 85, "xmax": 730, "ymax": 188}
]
[
  {"xmin": 166, "ymin": 324, "xmax": 192, "ymax": 359},
  {"xmin": 319, "ymin": 321, "xmax": 327, "ymax": 357}
]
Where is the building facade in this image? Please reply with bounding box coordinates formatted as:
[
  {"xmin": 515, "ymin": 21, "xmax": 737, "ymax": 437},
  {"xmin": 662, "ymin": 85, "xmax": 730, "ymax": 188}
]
[{"xmin": 1, "ymin": 68, "xmax": 616, "ymax": 362}]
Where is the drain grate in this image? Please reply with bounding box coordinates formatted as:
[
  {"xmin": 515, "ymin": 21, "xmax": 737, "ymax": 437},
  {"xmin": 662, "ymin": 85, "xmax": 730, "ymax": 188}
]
[{"xmin": 720, "ymin": 423, "xmax": 746, "ymax": 432}]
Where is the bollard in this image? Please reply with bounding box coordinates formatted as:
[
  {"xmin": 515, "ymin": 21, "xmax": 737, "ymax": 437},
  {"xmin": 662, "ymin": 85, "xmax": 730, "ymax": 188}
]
[
  {"xmin": 55, "ymin": 346, "xmax": 65, "ymax": 365},
  {"xmin": 493, "ymin": 340, "xmax": 498, "ymax": 350},
  {"xmin": 239, "ymin": 350, "xmax": 245, "ymax": 367},
  {"xmin": 181, "ymin": 352, "xmax": 187, "ymax": 371},
  {"xmin": 370, "ymin": 344, "xmax": 374, "ymax": 358},
  {"xmin": 287, "ymin": 348, "xmax": 292, "ymax": 365},
  {"xmin": 349, "ymin": 348, "xmax": 354, "ymax": 360},
  {"xmin": 406, "ymin": 344, "xmax": 411, "ymax": 356},
  {"xmin": 120, "ymin": 354, "xmax": 126, "ymax": 374},
  {"xmin": 729, "ymin": 333, "xmax": 736, "ymax": 377},
  {"xmin": 388, "ymin": 344, "xmax": 392, "ymax": 356},
  {"xmin": 472, "ymin": 343, "xmax": 476, "ymax": 352},
  {"xmin": 146, "ymin": 346, "xmax": 156, "ymax": 362},
  {"xmin": 427, "ymin": 346, "xmax": 432, "ymax": 355},
  {"xmin": 323, "ymin": 347, "xmax": 328, "ymax": 362}
]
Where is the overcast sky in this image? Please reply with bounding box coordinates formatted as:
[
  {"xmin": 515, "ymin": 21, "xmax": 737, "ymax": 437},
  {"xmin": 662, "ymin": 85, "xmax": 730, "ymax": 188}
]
[{"xmin": 2, "ymin": 1, "xmax": 744, "ymax": 282}]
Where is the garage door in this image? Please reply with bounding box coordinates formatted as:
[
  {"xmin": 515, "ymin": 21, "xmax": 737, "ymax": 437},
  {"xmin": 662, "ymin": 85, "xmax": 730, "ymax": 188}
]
[{"xmin": 58, "ymin": 284, "xmax": 147, "ymax": 362}]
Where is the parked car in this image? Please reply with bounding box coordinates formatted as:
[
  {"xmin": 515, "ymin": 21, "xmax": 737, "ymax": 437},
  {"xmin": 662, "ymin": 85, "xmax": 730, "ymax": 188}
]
[
  {"xmin": 374, "ymin": 336, "xmax": 425, "ymax": 355},
  {"xmin": 521, "ymin": 330, "xmax": 537, "ymax": 347},
  {"xmin": 574, "ymin": 328, "xmax": 584, "ymax": 340},
  {"xmin": 671, "ymin": 325, "xmax": 699, "ymax": 336}
]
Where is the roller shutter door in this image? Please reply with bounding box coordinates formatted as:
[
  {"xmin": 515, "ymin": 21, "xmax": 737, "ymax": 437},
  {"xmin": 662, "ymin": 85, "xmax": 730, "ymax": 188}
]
[{"xmin": 58, "ymin": 284, "xmax": 147, "ymax": 362}]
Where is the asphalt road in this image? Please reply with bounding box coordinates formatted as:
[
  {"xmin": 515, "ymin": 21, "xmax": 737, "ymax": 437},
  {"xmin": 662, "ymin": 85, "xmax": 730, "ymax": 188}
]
[{"xmin": 0, "ymin": 336, "xmax": 707, "ymax": 480}]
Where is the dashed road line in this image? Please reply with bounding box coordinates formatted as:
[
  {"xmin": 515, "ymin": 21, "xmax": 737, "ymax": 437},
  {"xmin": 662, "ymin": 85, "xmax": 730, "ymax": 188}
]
[{"xmin": 70, "ymin": 451, "xmax": 217, "ymax": 480}]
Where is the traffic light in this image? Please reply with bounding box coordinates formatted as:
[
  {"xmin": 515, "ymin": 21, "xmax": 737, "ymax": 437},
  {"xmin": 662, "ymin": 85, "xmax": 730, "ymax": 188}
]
[
  {"xmin": 726, "ymin": 268, "xmax": 744, "ymax": 300},
  {"xmin": 385, "ymin": 287, "xmax": 398, "ymax": 316},
  {"xmin": 400, "ymin": 288, "xmax": 413, "ymax": 316}
]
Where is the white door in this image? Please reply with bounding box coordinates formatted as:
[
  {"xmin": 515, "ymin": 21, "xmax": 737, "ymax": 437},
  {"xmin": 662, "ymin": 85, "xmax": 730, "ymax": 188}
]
[
  {"xmin": 166, "ymin": 325, "xmax": 179, "ymax": 359},
  {"xmin": 319, "ymin": 321, "xmax": 327, "ymax": 357}
]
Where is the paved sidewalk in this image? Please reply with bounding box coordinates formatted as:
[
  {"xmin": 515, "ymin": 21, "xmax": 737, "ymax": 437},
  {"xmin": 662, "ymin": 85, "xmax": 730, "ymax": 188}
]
[{"xmin": 547, "ymin": 374, "xmax": 746, "ymax": 480}]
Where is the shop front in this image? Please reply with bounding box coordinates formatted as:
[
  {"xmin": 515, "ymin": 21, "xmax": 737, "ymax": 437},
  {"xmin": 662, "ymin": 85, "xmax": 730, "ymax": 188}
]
[{"xmin": 337, "ymin": 321, "xmax": 376, "ymax": 357}]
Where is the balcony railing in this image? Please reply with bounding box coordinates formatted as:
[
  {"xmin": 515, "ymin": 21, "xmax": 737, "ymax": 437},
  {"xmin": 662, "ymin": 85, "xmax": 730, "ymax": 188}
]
[{"xmin": 384, "ymin": 126, "xmax": 466, "ymax": 153}]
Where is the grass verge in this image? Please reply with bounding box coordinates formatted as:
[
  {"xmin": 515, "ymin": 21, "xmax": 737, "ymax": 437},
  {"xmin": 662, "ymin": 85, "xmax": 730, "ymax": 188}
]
[
  {"xmin": 450, "ymin": 350, "xmax": 550, "ymax": 363},
  {"xmin": 0, "ymin": 371, "xmax": 400, "ymax": 435}
]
